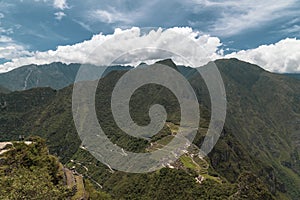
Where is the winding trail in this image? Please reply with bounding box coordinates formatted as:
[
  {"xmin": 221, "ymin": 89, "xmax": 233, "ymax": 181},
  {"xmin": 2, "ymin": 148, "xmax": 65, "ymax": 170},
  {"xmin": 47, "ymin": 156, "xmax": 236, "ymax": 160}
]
[{"xmin": 70, "ymin": 159, "xmax": 104, "ymax": 189}]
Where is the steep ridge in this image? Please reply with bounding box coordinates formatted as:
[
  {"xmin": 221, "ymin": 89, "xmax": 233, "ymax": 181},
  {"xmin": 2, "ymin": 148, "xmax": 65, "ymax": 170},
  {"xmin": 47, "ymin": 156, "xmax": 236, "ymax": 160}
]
[
  {"xmin": 189, "ymin": 58, "xmax": 300, "ymax": 198},
  {"xmin": 0, "ymin": 59, "xmax": 299, "ymax": 199}
]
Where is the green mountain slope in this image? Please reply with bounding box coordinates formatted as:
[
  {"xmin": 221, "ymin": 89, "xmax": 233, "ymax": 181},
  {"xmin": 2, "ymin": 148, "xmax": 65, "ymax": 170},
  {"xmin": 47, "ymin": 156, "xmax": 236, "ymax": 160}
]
[
  {"xmin": 0, "ymin": 85, "xmax": 10, "ymax": 94},
  {"xmin": 187, "ymin": 58, "xmax": 300, "ymax": 199},
  {"xmin": 0, "ymin": 59, "xmax": 299, "ymax": 199},
  {"xmin": 215, "ymin": 59, "xmax": 300, "ymax": 198},
  {"xmin": 0, "ymin": 137, "xmax": 111, "ymax": 200},
  {"xmin": 0, "ymin": 137, "xmax": 71, "ymax": 199}
]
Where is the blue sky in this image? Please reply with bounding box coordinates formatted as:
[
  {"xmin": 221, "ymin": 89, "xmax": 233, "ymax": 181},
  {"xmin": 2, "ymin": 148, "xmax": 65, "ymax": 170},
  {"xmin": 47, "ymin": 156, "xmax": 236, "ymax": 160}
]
[{"xmin": 0, "ymin": 0, "xmax": 300, "ymax": 72}]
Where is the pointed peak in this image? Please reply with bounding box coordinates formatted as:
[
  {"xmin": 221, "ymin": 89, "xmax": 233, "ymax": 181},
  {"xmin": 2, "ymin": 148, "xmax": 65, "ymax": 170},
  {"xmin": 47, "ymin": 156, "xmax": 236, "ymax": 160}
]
[
  {"xmin": 136, "ymin": 62, "xmax": 149, "ymax": 68},
  {"xmin": 138, "ymin": 62, "xmax": 147, "ymax": 66},
  {"xmin": 155, "ymin": 59, "xmax": 178, "ymax": 71}
]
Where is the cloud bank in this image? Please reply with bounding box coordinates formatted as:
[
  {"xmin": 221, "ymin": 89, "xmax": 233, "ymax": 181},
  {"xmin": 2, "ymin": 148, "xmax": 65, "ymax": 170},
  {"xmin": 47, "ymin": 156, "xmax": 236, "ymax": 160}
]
[
  {"xmin": 0, "ymin": 36, "xmax": 32, "ymax": 61},
  {"xmin": 225, "ymin": 38, "xmax": 300, "ymax": 73},
  {"xmin": 0, "ymin": 27, "xmax": 222, "ymax": 72},
  {"xmin": 0, "ymin": 27, "xmax": 299, "ymax": 73}
]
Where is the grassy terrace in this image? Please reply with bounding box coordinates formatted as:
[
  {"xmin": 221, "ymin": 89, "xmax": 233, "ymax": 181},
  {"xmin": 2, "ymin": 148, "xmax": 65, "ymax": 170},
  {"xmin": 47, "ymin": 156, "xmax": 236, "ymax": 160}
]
[
  {"xmin": 180, "ymin": 154, "xmax": 223, "ymax": 184},
  {"xmin": 64, "ymin": 168, "xmax": 86, "ymax": 200},
  {"xmin": 72, "ymin": 175, "xmax": 86, "ymax": 200},
  {"xmin": 180, "ymin": 155, "xmax": 201, "ymax": 171}
]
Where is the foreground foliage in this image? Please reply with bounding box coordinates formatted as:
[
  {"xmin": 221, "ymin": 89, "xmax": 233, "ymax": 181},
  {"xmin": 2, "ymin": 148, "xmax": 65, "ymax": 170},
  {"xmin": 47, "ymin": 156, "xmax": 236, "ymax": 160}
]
[{"xmin": 0, "ymin": 137, "xmax": 70, "ymax": 199}]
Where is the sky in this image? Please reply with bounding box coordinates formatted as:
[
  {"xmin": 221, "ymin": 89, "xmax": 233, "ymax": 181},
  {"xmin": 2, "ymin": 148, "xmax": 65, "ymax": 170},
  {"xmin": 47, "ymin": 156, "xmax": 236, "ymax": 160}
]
[{"xmin": 0, "ymin": 0, "xmax": 300, "ymax": 73}]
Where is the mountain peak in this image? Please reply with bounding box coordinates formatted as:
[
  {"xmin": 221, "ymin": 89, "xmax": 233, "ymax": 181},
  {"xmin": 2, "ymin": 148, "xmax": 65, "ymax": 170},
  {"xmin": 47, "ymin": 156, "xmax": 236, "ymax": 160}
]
[
  {"xmin": 155, "ymin": 59, "xmax": 179, "ymax": 71},
  {"xmin": 136, "ymin": 62, "xmax": 149, "ymax": 68}
]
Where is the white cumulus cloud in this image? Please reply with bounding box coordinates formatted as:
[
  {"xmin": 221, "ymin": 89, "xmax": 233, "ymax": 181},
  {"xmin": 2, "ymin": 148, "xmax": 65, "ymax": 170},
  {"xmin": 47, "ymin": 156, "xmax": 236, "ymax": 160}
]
[
  {"xmin": 0, "ymin": 36, "xmax": 32, "ymax": 62},
  {"xmin": 225, "ymin": 38, "xmax": 300, "ymax": 73},
  {"xmin": 0, "ymin": 27, "xmax": 222, "ymax": 72},
  {"xmin": 53, "ymin": 0, "xmax": 68, "ymax": 10},
  {"xmin": 0, "ymin": 27, "xmax": 300, "ymax": 73}
]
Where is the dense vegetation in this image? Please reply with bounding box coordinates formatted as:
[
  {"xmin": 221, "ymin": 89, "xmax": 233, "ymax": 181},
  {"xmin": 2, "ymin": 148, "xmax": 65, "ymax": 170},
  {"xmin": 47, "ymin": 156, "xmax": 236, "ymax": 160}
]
[
  {"xmin": 0, "ymin": 85, "xmax": 10, "ymax": 94},
  {"xmin": 0, "ymin": 137, "xmax": 112, "ymax": 200},
  {"xmin": 0, "ymin": 59, "xmax": 299, "ymax": 199},
  {"xmin": 0, "ymin": 137, "xmax": 70, "ymax": 199}
]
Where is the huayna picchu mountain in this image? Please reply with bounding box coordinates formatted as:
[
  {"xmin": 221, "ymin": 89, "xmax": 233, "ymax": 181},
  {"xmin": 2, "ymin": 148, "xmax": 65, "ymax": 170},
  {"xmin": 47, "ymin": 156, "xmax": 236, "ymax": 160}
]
[{"xmin": 0, "ymin": 58, "xmax": 299, "ymax": 199}]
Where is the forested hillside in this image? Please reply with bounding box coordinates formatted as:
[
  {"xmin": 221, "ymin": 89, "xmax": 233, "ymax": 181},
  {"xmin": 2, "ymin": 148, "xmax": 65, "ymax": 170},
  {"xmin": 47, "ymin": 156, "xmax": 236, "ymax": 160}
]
[{"xmin": 0, "ymin": 59, "xmax": 299, "ymax": 199}]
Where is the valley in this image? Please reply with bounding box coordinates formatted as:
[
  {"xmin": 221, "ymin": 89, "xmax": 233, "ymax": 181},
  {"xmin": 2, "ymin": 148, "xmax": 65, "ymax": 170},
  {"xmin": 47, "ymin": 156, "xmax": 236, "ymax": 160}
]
[{"xmin": 0, "ymin": 59, "xmax": 299, "ymax": 199}]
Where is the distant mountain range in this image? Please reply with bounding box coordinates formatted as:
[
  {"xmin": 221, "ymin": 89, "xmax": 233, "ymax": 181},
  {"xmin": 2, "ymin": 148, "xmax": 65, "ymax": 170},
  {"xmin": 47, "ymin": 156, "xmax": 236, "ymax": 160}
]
[
  {"xmin": 0, "ymin": 59, "xmax": 297, "ymax": 93},
  {"xmin": 0, "ymin": 62, "xmax": 133, "ymax": 91},
  {"xmin": 0, "ymin": 63, "xmax": 80, "ymax": 91},
  {"xmin": 0, "ymin": 58, "xmax": 299, "ymax": 199}
]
